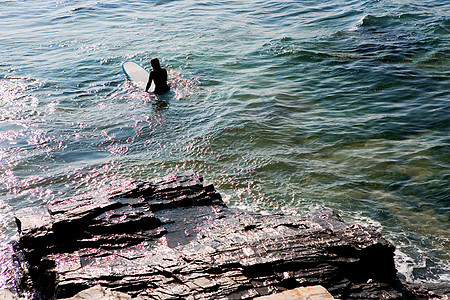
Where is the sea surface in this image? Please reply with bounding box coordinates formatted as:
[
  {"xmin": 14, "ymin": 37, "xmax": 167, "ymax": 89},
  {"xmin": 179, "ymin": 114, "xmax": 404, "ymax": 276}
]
[{"xmin": 1, "ymin": 0, "xmax": 449, "ymax": 292}]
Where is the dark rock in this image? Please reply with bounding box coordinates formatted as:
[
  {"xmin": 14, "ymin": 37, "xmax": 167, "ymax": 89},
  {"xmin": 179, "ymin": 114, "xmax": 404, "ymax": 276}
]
[
  {"xmin": 63, "ymin": 285, "xmax": 132, "ymax": 300},
  {"xmin": 13, "ymin": 171, "xmax": 429, "ymax": 299}
]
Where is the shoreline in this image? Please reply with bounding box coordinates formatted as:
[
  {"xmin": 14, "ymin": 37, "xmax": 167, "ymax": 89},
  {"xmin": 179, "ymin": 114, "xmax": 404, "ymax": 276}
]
[{"xmin": 8, "ymin": 171, "xmax": 447, "ymax": 299}]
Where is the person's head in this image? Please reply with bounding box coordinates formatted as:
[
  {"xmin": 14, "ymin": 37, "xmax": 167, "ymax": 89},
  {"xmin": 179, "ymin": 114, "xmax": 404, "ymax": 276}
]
[{"xmin": 151, "ymin": 58, "xmax": 161, "ymax": 70}]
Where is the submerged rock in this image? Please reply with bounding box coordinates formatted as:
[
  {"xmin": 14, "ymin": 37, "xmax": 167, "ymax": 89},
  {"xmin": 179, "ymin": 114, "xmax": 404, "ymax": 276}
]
[{"xmin": 14, "ymin": 171, "xmax": 420, "ymax": 299}]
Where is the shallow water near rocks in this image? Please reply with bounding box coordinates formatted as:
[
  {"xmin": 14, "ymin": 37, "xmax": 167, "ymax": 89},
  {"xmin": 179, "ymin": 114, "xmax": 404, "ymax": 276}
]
[{"xmin": 0, "ymin": 0, "xmax": 449, "ymax": 290}]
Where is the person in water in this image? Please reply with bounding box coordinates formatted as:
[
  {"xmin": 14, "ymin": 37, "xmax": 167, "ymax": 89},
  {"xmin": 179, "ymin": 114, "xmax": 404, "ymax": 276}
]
[{"xmin": 145, "ymin": 58, "xmax": 170, "ymax": 95}]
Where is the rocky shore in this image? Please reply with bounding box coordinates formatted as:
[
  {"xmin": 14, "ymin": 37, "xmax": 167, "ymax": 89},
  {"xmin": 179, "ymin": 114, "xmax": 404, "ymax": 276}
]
[{"xmin": 9, "ymin": 172, "xmax": 442, "ymax": 299}]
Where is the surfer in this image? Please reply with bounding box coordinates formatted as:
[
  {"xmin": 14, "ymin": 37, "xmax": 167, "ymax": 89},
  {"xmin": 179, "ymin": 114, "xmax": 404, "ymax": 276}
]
[{"xmin": 145, "ymin": 58, "xmax": 170, "ymax": 95}]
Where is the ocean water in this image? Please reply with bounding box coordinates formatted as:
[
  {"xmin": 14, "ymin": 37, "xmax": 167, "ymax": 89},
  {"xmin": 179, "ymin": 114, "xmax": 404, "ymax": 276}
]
[{"xmin": 1, "ymin": 0, "xmax": 449, "ymax": 292}]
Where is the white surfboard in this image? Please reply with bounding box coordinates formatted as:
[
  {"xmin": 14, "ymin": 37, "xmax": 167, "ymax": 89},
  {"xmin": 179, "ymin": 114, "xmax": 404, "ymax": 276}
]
[{"xmin": 122, "ymin": 61, "xmax": 154, "ymax": 91}]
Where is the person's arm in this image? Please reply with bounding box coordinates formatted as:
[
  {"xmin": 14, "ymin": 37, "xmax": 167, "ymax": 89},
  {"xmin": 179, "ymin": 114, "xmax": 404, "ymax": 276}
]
[{"xmin": 145, "ymin": 72, "xmax": 153, "ymax": 92}]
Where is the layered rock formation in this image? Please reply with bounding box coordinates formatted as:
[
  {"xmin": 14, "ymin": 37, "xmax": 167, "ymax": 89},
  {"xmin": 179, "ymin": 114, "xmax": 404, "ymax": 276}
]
[{"xmin": 14, "ymin": 171, "xmax": 420, "ymax": 299}]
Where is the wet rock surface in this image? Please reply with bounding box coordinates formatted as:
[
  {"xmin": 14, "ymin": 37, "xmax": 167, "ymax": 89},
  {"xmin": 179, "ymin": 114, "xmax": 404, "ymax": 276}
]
[{"xmin": 14, "ymin": 171, "xmax": 424, "ymax": 299}]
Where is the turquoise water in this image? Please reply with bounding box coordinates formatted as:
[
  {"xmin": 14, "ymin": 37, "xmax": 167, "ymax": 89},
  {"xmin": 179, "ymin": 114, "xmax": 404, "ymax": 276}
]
[{"xmin": 1, "ymin": 0, "xmax": 449, "ymax": 291}]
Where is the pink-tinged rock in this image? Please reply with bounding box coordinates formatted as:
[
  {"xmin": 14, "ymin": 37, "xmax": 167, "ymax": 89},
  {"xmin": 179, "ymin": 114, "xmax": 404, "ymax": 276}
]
[{"xmin": 13, "ymin": 171, "xmax": 425, "ymax": 299}]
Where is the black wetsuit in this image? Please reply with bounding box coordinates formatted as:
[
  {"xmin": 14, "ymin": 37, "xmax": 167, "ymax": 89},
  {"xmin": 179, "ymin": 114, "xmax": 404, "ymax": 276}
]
[{"xmin": 146, "ymin": 68, "xmax": 170, "ymax": 95}]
